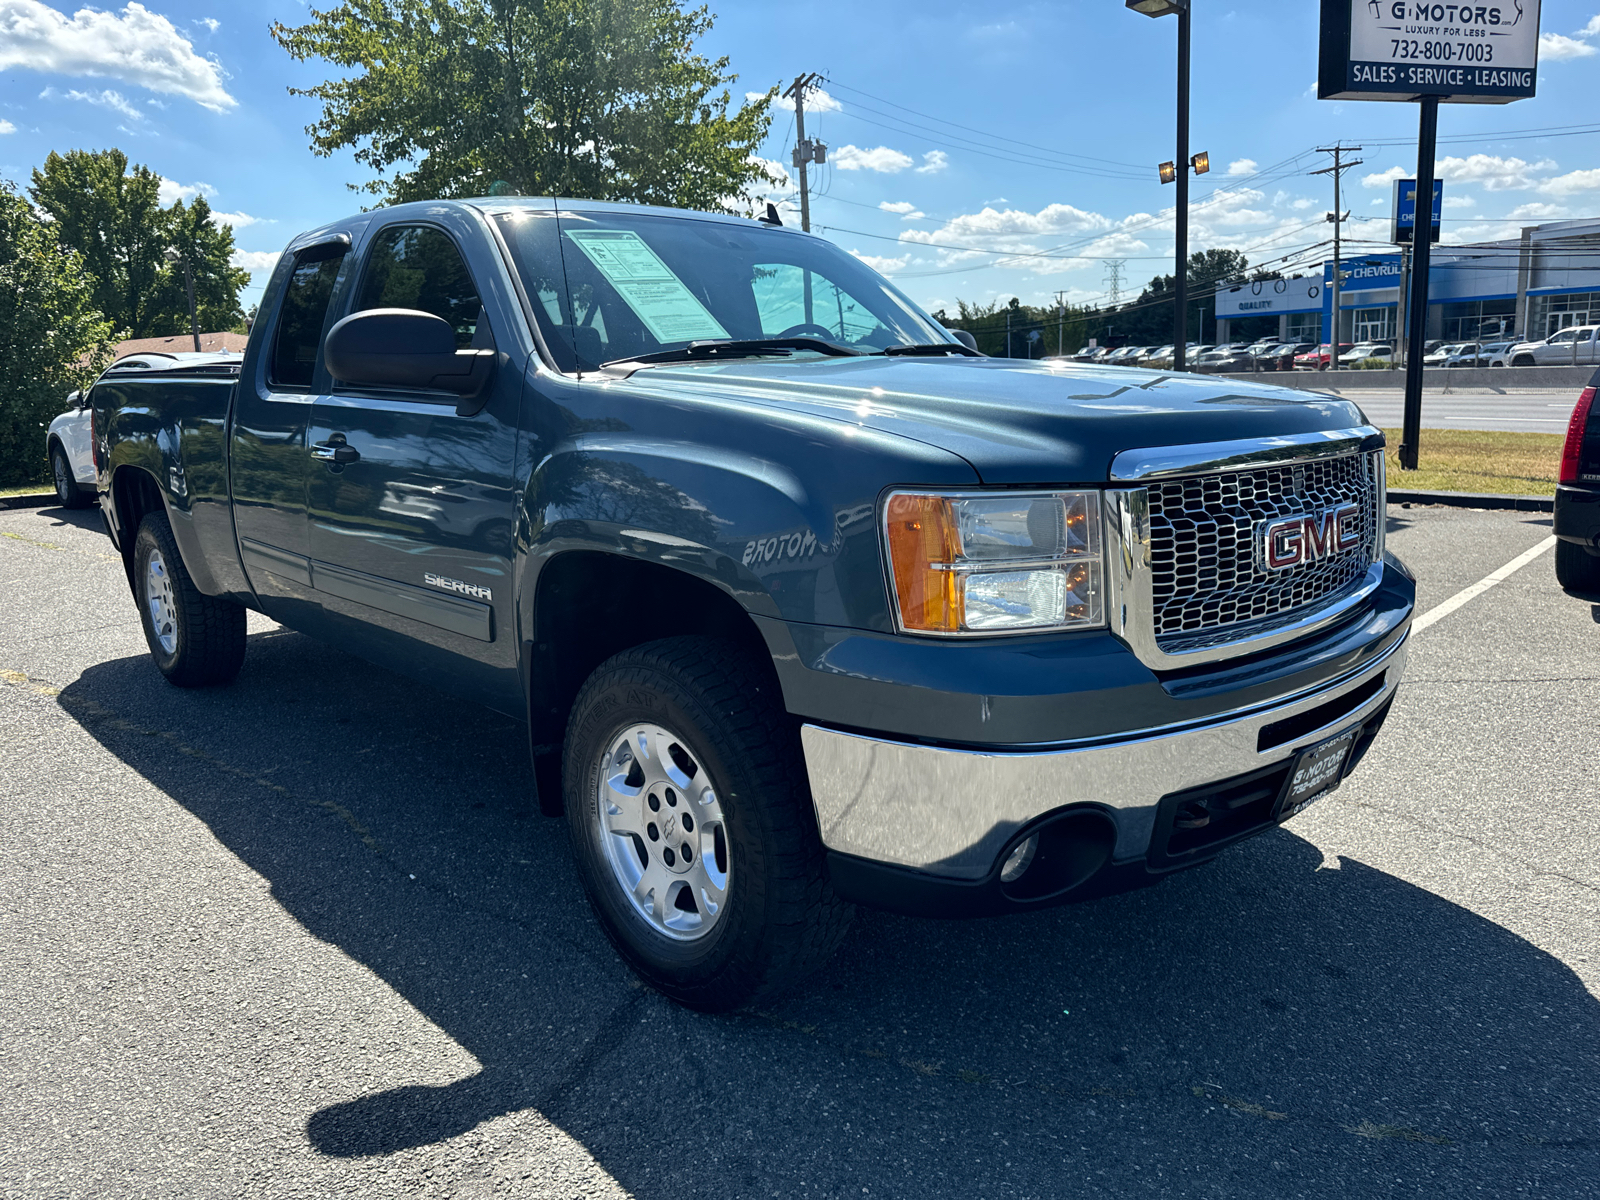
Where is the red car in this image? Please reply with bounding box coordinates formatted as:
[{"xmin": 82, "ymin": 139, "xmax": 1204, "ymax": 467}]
[{"xmin": 1294, "ymin": 343, "xmax": 1354, "ymax": 370}]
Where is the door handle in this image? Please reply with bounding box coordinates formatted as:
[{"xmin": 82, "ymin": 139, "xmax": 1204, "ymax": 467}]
[{"xmin": 311, "ymin": 440, "xmax": 360, "ymax": 464}]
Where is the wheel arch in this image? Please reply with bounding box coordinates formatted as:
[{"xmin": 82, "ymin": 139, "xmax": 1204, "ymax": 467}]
[
  {"xmin": 108, "ymin": 465, "xmax": 168, "ymax": 596},
  {"xmin": 522, "ymin": 549, "xmax": 780, "ymax": 816}
]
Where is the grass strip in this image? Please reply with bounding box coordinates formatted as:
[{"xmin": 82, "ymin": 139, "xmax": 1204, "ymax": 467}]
[{"xmin": 1381, "ymin": 427, "xmax": 1562, "ymax": 496}]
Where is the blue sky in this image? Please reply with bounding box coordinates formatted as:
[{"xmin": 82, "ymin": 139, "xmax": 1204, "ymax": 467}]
[{"xmin": 2, "ymin": 0, "xmax": 1599, "ymax": 319}]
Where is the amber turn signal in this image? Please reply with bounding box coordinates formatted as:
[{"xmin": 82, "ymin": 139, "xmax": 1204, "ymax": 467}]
[{"xmin": 884, "ymin": 493, "xmax": 963, "ymax": 632}]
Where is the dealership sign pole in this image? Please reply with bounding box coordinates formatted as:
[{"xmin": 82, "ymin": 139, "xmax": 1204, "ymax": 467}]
[{"xmin": 1319, "ymin": 0, "xmax": 1541, "ymax": 470}]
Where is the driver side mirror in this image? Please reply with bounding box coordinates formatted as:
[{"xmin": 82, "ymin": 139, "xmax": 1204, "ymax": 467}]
[
  {"xmin": 323, "ymin": 308, "xmax": 496, "ymax": 415},
  {"xmin": 951, "ymin": 329, "xmax": 979, "ymax": 352}
]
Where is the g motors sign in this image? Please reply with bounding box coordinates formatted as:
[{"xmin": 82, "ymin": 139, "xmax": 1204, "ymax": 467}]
[{"xmin": 1319, "ymin": 0, "xmax": 1540, "ymax": 103}]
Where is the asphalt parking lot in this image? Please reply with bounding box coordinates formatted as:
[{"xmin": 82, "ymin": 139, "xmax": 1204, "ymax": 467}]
[{"xmin": 2, "ymin": 500, "xmax": 1596, "ymax": 1199}]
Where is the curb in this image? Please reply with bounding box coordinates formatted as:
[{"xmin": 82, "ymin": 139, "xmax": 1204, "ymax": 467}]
[
  {"xmin": 0, "ymin": 492, "xmax": 57, "ymax": 510},
  {"xmin": 1388, "ymin": 489, "xmax": 1553, "ymax": 513}
]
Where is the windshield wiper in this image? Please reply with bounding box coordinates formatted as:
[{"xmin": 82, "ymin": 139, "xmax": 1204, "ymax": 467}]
[
  {"xmin": 603, "ymin": 337, "xmax": 865, "ymax": 368},
  {"xmin": 876, "ymin": 342, "xmax": 983, "ymax": 357}
]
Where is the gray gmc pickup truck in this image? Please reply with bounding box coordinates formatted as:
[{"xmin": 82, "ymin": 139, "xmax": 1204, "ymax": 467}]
[{"xmin": 89, "ymin": 197, "xmax": 1414, "ymax": 1010}]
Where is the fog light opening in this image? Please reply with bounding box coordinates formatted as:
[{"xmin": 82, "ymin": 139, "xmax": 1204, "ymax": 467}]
[
  {"xmin": 998, "ymin": 810, "xmax": 1116, "ymax": 903},
  {"xmin": 999, "ymin": 834, "xmax": 1038, "ymax": 883}
]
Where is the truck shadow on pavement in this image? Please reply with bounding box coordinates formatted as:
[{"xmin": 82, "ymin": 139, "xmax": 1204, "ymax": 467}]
[{"xmin": 59, "ymin": 630, "xmax": 1600, "ymax": 1195}]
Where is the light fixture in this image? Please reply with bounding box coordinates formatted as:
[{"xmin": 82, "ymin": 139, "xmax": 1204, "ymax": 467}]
[
  {"xmin": 1158, "ymin": 161, "xmax": 1177, "ymax": 184},
  {"xmin": 1126, "ymin": 0, "xmax": 1185, "ymax": 15},
  {"xmin": 1190, "ymin": 150, "xmax": 1210, "ymax": 174}
]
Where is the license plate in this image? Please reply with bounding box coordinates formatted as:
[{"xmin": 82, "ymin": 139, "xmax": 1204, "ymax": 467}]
[{"xmin": 1279, "ymin": 727, "xmax": 1358, "ymax": 820}]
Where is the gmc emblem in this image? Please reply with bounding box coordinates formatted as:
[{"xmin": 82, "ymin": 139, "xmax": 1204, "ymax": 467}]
[{"xmin": 1259, "ymin": 503, "xmax": 1362, "ymax": 570}]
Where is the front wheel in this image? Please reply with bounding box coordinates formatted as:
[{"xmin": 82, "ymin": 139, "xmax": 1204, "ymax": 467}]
[
  {"xmin": 133, "ymin": 511, "xmax": 246, "ymax": 686},
  {"xmin": 564, "ymin": 637, "xmax": 852, "ymax": 1011}
]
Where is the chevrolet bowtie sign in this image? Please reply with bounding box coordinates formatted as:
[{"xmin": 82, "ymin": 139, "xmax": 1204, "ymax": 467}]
[{"xmin": 1319, "ymin": 0, "xmax": 1541, "ymax": 103}]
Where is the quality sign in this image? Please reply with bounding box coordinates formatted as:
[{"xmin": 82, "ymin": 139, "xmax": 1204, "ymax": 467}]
[{"xmin": 1319, "ymin": 0, "xmax": 1541, "ymax": 103}]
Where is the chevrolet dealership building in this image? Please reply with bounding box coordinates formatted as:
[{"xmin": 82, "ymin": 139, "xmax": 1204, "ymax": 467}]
[{"xmin": 1214, "ymin": 216, "xmax": 1600, "ymax": 346}]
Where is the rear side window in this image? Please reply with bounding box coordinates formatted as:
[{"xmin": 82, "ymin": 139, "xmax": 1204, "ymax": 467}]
[
  {"xmin": 354, "ymin": 225, "xmax": 483, "ymax": 348},
  {"xmin": 271, "ymin": 246, "xmax": 346, "ymax": 390}
]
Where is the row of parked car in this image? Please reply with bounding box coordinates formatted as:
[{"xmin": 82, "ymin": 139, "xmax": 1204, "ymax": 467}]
[{"xmin": 1059, "ymin": 326, "xmax": 1600, "ymax": 371}]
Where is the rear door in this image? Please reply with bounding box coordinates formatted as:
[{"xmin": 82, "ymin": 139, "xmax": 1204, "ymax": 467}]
[
  {"xmin": 232, "ymin": 238, "xmax": 350, "ymax": 624},
  {"xmin": 304, "ymin": 214, "xmax": 524, "ymax": 701}
]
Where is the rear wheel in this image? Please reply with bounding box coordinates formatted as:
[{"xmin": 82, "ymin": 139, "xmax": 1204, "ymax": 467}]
[
  {"xmin": 133, "ymin": 511, "xmax": 246, "ymax": 686},
  {"xmin": 1556, "ymin": 540, "xmax": 1600, "ymax": 594},
  {"xmin": 564, "ymin": 636, "xmax": 852, "ymax": 1011},
  {"xmin": 51, "ymin": 445, "xmax": 90, "ymax": 509}
]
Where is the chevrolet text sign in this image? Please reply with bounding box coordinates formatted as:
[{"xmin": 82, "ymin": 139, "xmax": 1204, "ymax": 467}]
[{"xmin": 1319, "ymin": 0, "xmax": 1541, "ymax": 103}]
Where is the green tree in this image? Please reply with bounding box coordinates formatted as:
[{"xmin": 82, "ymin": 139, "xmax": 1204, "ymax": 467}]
[
  {"xmin": 29, "ymin": 149, "xmax": 250, "ymax": 339},
  {"xmin": 0, "ymin": 182, "xmax": 115, "ymax": 486},
  {"xmin": 936, "ymin": 296, "xmax": 1099, "ymax": 358},
  {"xmin": 270, "ymin": 0, "xmax": 774, "ymax": 210}
]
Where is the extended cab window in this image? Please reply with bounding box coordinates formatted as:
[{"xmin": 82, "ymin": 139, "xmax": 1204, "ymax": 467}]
[
  {"xmin": 354, "ymin": 225, "xmax": 482, "ymax": 348},
  {"xmin": 271, "ymin": 245, "xmax": 347, "ymax": 390}
]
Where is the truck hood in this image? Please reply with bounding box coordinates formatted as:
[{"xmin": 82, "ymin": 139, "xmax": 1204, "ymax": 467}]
[{"xmin": 619, "ymin": 356, "xmax": 1371, "ymax": 485}]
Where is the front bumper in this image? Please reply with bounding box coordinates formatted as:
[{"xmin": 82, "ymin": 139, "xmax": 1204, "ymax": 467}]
[{"xmin": 802, "ymin": 626, "xmax": 1405, "ymax": 909}]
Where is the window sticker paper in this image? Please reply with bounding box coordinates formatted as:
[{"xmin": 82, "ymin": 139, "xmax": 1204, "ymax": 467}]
[{"xmin": 563, "ymin": 228, "xmax": 729, "ymax": 343}]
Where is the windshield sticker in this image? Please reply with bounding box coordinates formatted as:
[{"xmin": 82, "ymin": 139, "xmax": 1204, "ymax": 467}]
[{"xmin": 563, "ymin": 229, "xmax": 729, "ymax": 344}]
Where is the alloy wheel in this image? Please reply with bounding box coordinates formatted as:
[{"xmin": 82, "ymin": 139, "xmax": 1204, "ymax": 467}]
[{"xmin": 595, "ymin": 722, "xmax": 730, "ymax": 941}]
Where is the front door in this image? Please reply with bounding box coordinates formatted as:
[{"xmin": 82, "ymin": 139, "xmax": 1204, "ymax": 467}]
[
  {"xmin": 305, "ymin": 220, "xmax": 523, "ymax": 706},
  {"xmin": 232, "ymin": 239, "xmax": 349, "ymax": 626}
]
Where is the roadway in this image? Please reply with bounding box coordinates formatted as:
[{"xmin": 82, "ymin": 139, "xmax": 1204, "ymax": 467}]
[
  {"xmin": 1319, "ymin": 388, "xmax": 1580, "ymax": 435},
  {"xmin": 2, "ymin": 501, "xmax": 1596, "ymax": 1197}
]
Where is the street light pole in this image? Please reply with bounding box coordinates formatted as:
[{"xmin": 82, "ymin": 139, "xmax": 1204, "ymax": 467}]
[
  {"xmin": 1173, "ymin": 1, "xmax": 1189, "ymax": 372},
  {"xmin": 1128, "ymin": 0, "xmax": 1193, "ymax": 372}
]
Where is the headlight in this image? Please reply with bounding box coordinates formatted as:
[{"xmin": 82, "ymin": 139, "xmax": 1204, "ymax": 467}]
[{"xmin": 883, "ymin": 490, "xmax": 1104, "ymax": 635}]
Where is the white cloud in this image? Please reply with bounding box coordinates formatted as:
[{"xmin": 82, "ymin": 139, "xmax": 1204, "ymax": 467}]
[
  {"xmin": 915, "ymin": 150, "xmax": 948, "ymax": 174},
  {"xmin": 745, "ymin": 86, "xmax": 840, "ymax": 114},
  {"xmin": 879, "ymin": 201, "xmax": 916, "ymax": 214},
  {"xmin": 747, "ymin": 155, "xmax": 790, "ymax": 188},
  {"xmin": 0, "ymin": 1, "xmax": 236, "ymax": 111},
  {"xmin": 211, "ymin": 209, "xmax": 267, "ymax": 229},
  {"xmin": 833, "ymin": 144, "xmax": 914, "ymax": 173},
  {"xmin": 1585, "ymin": 15, "xmax": 1600, "ymax": 36},
  {"xmin": 1227, "ymin": 158, "xmax": 1258, "ymax": 176},
  {"xmin": 1435, "ymin": 153, "xmax": 1555, "ymax": 191},
  {"xmin": 157, "ymin": 176, "xmax": 217, "ymax": 205},
  {"xmin": 1539, "ymin": 168, "xmax": 1600, "ymax": 195},
  {"xmin": 230, "ymin": 249, "xmax": 279, "ymax": 273},
  {"xmin": 42, "ymin": 86, "xmax": 142, "ymax": 118},
  {"xmin": 1443, "ymin": 194, "xmax": 1476, "ymax": 208},
  {"xmin": 1361, "ymin": 165, "xmax": 1407, "ymax": 189},
  {"xmin": 196, "ymin": 17, "xmax": 218, "ymax": 33},
  {"xmin": 1505, "ymin": 202, "xmax": 1568, "ymax": 220},
  {"xmin": 1539, "ymin": 32, "xmax": 1596, "ymax": 59},
  {"xmin": 850, "ymin": 249, "xmax": 910, "ymax": 275},
  {"xmin": 0, "ymin": 118, "xmax": 14, "ymax": 134}
]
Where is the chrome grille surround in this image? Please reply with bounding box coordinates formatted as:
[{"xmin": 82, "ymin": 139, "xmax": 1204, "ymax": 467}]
[{"xmin": 1104, "ymin": 427, "xmax": 1387, "ymax": 670}]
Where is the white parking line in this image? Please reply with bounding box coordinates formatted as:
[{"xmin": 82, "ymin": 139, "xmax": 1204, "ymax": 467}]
[{"xmin": 1412, "ymin": 536, "xmax": 1558, "ymax": 634}]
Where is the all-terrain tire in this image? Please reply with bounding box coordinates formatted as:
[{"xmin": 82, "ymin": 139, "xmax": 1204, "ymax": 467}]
[
  {"xmin": 564, "ymin": 636, "xmax": 853, "ymax": 1011},
  {"xmin": 133, "ymin": 511, "xmax": 247, "ymax": 687},
  {"xmin": 51, "ymin": 444, "xmax": 91, "ymax": 509},
  {"xmin": 1555, "ymin": 539, "xmax": 1600, "ymax": 594}
]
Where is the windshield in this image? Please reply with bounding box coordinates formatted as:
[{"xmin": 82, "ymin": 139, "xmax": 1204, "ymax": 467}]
[{"xmin": 494, "ymin": 207, "xmax": 952, "ymax": 371}]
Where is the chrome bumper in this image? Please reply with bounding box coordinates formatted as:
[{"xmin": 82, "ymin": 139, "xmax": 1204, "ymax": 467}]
[{"xmin": 801, "ymin": 631, "xmax": 1406, "ymax": 880}]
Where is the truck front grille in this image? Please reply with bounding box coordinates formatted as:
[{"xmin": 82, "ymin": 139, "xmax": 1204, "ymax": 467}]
[{"xmin": 1147, "ymin": 451, "xmax": 1380, "ymax": 645}]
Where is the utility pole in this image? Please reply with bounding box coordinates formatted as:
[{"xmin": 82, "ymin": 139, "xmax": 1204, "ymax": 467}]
[
  {"xmin": 783, "ymin": 73, "xmax": 827, "ymax": 233},
  {"xmin": 164, "ymin": 246, "xmax": 201, "ymax": 352},
  {"xmin": 1055, "ymin": 290, "xmax": 1068, "ymax": 355},
  {"xmin": 1312, "ymin": 144, "xmax": 1362, "ymax": 356}
]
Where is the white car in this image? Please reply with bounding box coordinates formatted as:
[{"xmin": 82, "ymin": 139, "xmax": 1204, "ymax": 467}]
[
  {"xmin": 46, "ymin": 391, "xmax": 97, "ymax": 508},
  {"xmin": 1338, "ymin": 343, "xmax": 1393, "ymax": 367},
  {"xmin": 1507, "ymin": 326, "xmax": 1600, "ymax": 367},
  {"xmin": 1479, "ymin": 340, "xmax": 1517, "ymax": 367}
]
